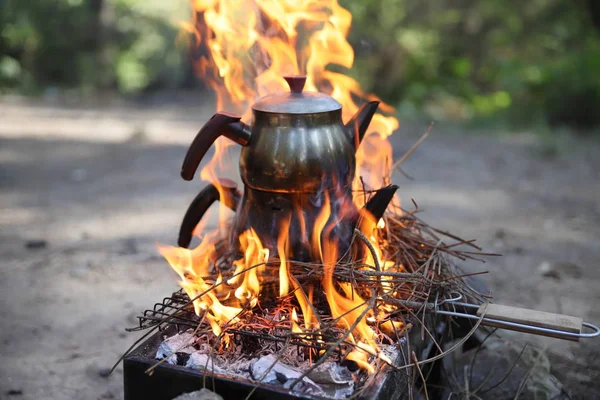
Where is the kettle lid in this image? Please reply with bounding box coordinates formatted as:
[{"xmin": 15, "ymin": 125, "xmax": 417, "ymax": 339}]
[{"xmin": 252, "ymin": 76, "xmax": 342, "ymax": 114}]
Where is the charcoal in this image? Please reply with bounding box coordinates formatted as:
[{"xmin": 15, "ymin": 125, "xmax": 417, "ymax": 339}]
[
  {"xmin": 282, "ymin": 379, "xmax": 326, "ymax": 397},
  {"xmin": 250, "ymin": 355, "xmax": 325, "ymax": 396},
  {"xmin": 275, "ymin": 371, "xmax": 287, "ymax": 383},
  {"xmin": 156, "ymin": 331, "xmax": 196, "ymax": 364},
  {"xmin": 307, "ymin": 362, "xmax": 352, "ymax": 385},
  {"xmin": 175, "ymin": 352, "xmax": 191, "ymax": 366},
  {"xmin": 226, "ymin": 357, "xmax": 254, "ymax": 376},
  {"xmin": 305, "ymin": 362, "xmax": 354, "ymax": 399},
  {"xmin": 340, "ymin": 359, "xmax": 359, "ymax": 372},
  {"xmin": 185, "ymin": 352, "xmax": 222, "ymax": 374},
  {"xmin": 172, "ymin": 388, "xmax": 223, "ymax": 400}
]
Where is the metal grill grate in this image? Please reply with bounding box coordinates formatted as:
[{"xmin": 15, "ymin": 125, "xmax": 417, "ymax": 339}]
[
  {"xmin": 127, "ymin": 289, "xmax": 343, "ymax": 356},
  {"xmin": 128, "ymin": 289, "xmax": 197, "ymax": 332}
]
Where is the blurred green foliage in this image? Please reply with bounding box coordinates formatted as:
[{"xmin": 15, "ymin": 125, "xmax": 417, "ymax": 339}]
[
  {"xmin": 343, "ymin": 0, "xmax": 600, "ymax": 129},
  {"xmin": 1, "ymin": 0, "xmax": 599, "ymax": 129},
  {"xmin": 0, "ymin": 0, "xmax": 189, "ymax": 94}
]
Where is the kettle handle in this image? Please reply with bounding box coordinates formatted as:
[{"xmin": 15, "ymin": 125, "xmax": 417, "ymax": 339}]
[
  {"xmin": 178, "ymin": 179, "xmax": 241, "ymax": 248},
  {"xmin": 181, "ymin": 112, "xmax": 251, "ymax": 181}
]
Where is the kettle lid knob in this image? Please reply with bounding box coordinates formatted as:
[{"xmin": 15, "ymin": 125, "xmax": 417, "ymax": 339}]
[{"xmin": 283, "ymin": 75, "xmax": 306, "ymax": 93}]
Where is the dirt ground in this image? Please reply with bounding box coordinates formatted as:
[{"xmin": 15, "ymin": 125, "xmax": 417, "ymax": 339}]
[{"xmin": 1, "ymin": 96, "xmax": 599, "ymax": 400}]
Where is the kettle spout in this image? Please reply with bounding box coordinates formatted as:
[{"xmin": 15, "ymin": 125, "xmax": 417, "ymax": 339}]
[
  {"xmin": 362, "ymin": 184, "xmax": 398, "ymax": 222},
  {"xmin": 355, "ymin": 184, "xmax": 398, "ymax": 233},
  {"xmin": 345, "ymin": 101, "xmax": 380, "ymax": 151},
  {"xmin": 355, "ymin": 184, "xmax": 398, "ymax": 256}
]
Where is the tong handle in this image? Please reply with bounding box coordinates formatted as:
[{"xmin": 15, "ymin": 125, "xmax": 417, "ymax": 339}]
[
  {"xmin": 477, "ymin": 304, "xmax": 583, "ymax": 342},
  {"xmin": 436, "ymin": 301, "xmax": 599, "ymax": 341}
]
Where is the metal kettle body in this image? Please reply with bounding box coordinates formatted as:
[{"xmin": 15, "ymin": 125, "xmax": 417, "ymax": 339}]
[
  {"xmin": 177, "ymin": 76, "xmax": 396, "ymax": 261},
  {"xmin": 241, "ymin": 107, "xmax": 355, "ymax": 194}
]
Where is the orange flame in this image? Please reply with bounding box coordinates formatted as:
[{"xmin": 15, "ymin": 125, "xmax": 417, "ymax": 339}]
[
  {"xmin": 160, "ymin": 0, "xmax": 402, "ymax": 371},
  {"xmin": 291, "ymin": 279, "xmax": 317, "ymax": 330},
  {"xmin": 159, "ymin": 240, "xmax": 243, "ymax": 336},
  {"xmin": 232, "ymin": 228, "xmax": 268, "ymax": 307},
  {"xmin": 318, "ymin": 208, "xmax": 389, "ymax": 373},
  {"xmin": 277, "ymin": 215, "xmax": 291, "ymax": 298},
  {"xmin": 184, "ymin": 0, "xmax": 399, "ymax": 201}
]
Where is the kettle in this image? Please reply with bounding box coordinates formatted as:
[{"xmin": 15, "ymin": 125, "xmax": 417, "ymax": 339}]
[{"xmin": 178, "ymin": 76, "xmax": 397, "ymax": 261}]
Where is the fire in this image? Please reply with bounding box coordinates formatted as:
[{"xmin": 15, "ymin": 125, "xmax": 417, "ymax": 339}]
[
  {"xmin": 311, "ymin": 191, "xmax": 330, "ymax": 262},
  {"xmin": 321, "ymin": 232, "xmax": 378, "ymax": 372},
  {"xmin": 277, "ymin": 215, "xmax": 291, "ymax": 298},
  {"xmin": 158, "ymin": 240, "xmax": 243, "ymax": 336},
  {"xmin": 291, "ymin": 278, "xmax": 316, "ymax": 330},
  {"xmin": 183, "ymin": 0, "xmax": 398, "ymax": 203},
  {"xmin": 161, "ymin": 0, "xmax": 402, "ymax": 371}
]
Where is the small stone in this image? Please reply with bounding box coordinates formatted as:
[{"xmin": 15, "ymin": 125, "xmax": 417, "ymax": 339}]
[
  {"xmin": 538, "ymin": 261, "xmax": 560, "ymax": 280},
  {"xmin": 172, "ymin": 388, "xmax": 224, "ymax": 400},
  {"xmin": 25, "ymin": 240, "xmax": 47, "ymax": 249},
  {"xmin": 70, "ymin": 266, "xmax": 89, "ymax": 279},
  {"xmin": 538, "ymin": 261, "xmax": 583, "ymax": 280},
  {"xmin": 6, "ymin": 389, "xmax": 23, "ymax": 396},
  {"xmin": 494, "ymin": 229, "xmax": 506, "ymax": 239},
  {"xmin": 442, "ymin": 336, "xmax": 562, "ymax": 399},
  {"xmin": 98, "ymin": 368, "xmax": 112, "ymax": 378}
]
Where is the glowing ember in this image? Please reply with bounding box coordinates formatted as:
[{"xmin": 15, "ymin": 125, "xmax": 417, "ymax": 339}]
[{"xmin": 162, "ymin": 0, "xmax": 403, "ymax": 372}]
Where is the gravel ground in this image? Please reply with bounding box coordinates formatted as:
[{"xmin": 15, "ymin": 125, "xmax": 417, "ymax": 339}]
[{"xmin": 1, "ymin": 96, "xmax": 599, "ymax": 399}]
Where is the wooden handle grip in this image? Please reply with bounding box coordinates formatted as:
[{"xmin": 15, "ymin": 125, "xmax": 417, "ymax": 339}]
[{"xmin": 477, "ymin": 303, "xmax": 583, "ymax": 342}]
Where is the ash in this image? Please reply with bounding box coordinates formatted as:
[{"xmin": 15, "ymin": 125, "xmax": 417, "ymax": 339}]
[{"xmin": 157, "ymin": 330, "xmax": 358, "ymax": 399}]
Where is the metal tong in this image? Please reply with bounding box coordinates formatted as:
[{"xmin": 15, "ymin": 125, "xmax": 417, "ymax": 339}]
[{"xmin": 434, "ymin": 294, "xmax": 600, "ymax": 341}]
